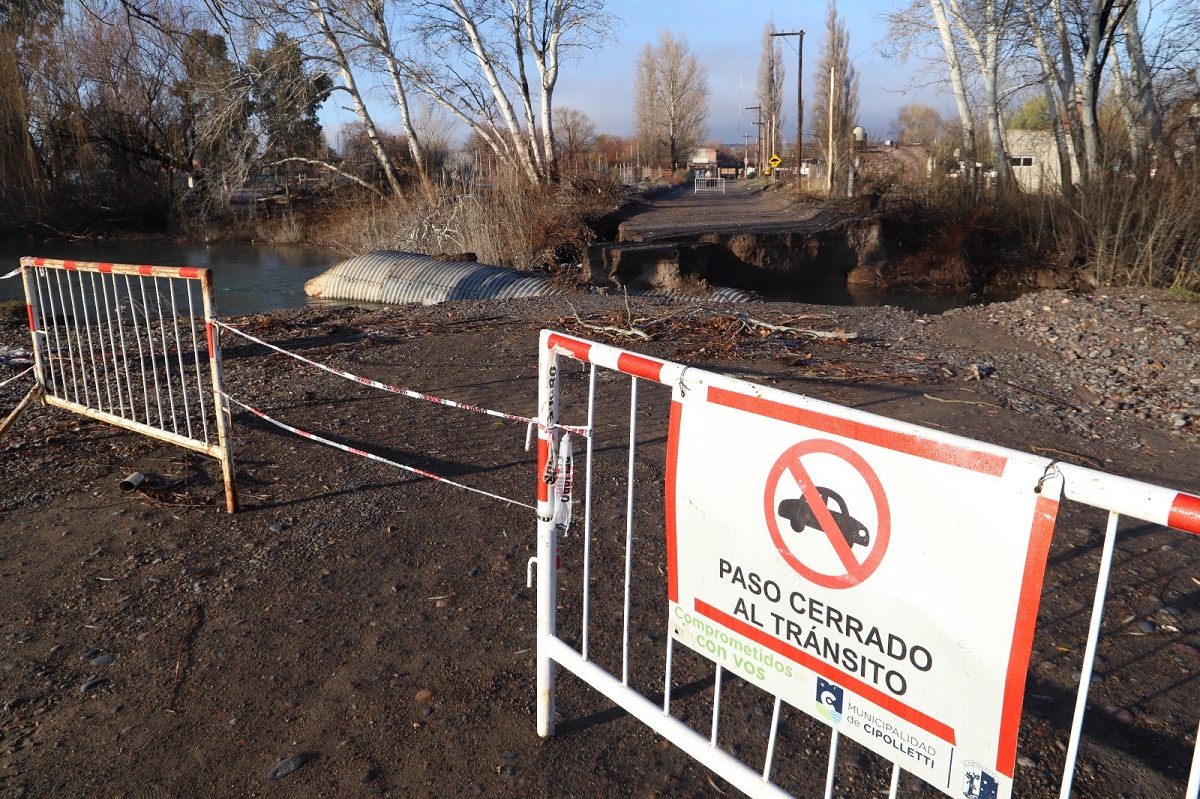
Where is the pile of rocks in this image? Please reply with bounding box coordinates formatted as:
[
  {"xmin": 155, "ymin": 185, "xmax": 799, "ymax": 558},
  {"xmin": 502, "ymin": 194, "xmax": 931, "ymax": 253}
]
[{"xmin": 936, "ymin": 288, "xmax": 1198, "ymax": 446}]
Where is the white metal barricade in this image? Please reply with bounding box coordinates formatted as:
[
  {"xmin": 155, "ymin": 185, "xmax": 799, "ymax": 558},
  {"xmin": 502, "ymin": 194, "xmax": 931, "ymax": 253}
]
[
  {"xmin": 18, "ymin": 257, "xmax": 237, "ymax": 512},
  {"xmin": 695, "ymin": 176, "xmax": 727, "ymax": 193},
  {"xmin": 534, "ymin": 329, "xmax": 1200, "ymax": 799}
]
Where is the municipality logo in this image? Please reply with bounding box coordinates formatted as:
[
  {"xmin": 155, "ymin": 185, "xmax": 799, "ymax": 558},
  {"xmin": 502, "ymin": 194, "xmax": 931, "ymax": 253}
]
[
  {"xmin": 962, "ymin": 761, "xmax": 999, "ymax": 799},
  {"xmin": 815, "ymin": 678, "xmax": 843, "ymax": 723}
]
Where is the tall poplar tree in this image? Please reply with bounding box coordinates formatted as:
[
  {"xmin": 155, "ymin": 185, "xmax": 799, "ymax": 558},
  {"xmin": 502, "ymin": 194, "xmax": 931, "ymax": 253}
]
[
  {"xmin": 809, "ymin": 0, "xmax": 859, "ymax": 194},
  {"xmin": 635, "ymin": 29, "xmax": 710, "ymax": 170},
  {"xmin": 756, "ymin": 18, "xmax": 786, "ymax": 159}
]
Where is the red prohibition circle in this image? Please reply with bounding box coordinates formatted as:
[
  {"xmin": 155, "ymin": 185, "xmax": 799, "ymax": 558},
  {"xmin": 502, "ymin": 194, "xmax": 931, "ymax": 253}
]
[{"xmin": 763, "ymin": 438, "xmax": 891, "ymax": 589}]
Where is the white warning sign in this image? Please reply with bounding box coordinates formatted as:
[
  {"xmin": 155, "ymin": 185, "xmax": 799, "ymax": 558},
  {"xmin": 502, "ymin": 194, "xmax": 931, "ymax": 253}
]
[{"xmin": 665, "ymin": 382, "xmax": 1061, "ymax": 799}]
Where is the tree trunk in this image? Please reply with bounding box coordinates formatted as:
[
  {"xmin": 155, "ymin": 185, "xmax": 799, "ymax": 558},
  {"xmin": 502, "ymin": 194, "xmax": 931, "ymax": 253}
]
[
  {"xmin": 1081, "ymin": 2, "xmax": 1105, "ymax": 177},
  {"xmin": 1023, "ymin": 0, "xmax": 1075, "ymax": 190},
  {"xmin": 946, "ymin": 0, "xmax": 1011, "ymax": 183},
  {"xmin": 311, "ymin": 0, "xmax": 403, "ymax": 198},
  {"xmin": 449, "ymin": 0, "xmax": 540, "ymax": 183},
  {"xmin": 1111, "ymin": 50, "xmax": 1146, "ymax": 168},
  {"xmin": 367, "ymin": 1, "xmax": 426, "ymax": 178},
  {"xmin": 527, "ymin": 0, "xmax": 563, "ymax": 175},
  {"xmin": 1049, "ymin": 0, "xmax": 1085, "ymax": 181},
  {"xmin": 929, "ymin": 0, "xmax": 975, "ymax": 159},
  {"xmin": 1120, "ymin": 4, "xmax": 1161, "ymax": 166}
]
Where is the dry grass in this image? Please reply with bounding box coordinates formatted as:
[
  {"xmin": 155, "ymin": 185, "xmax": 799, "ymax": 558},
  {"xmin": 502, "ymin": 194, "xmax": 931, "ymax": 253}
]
[
  {"xmin": 317, "ymin": 167, "xmax": 622, "ymax": 269},
  {"xmin": 876, "ymin": 158, "xmax": 1200, "ymax": 294},
  {"xmin": 1037, "ymin": 167, "xmax": 1200, "ymax": 290}
]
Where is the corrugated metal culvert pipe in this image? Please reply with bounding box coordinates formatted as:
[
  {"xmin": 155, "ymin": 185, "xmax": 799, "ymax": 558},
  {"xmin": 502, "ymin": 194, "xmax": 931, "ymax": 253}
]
[{"xmin": 304, "ymin": 251, "xmax": 564, "ymax": 305}]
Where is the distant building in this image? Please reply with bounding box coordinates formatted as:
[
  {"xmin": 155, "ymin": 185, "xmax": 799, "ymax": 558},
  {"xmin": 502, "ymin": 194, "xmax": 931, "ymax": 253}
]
[
  {"xmin": 688, "ymin": 147, "xmax": 719, "ymax": 176},
  {"xmin": 1006, "ymin": 129, "xmax": 1072, "ymax": 192}
]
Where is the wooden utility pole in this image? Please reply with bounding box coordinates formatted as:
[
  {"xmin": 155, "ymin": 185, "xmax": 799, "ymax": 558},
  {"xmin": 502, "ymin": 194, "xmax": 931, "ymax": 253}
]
[
  {"xmin": 827, "ymin": 65, "xmax": 835, "ymax": 194},
  {"xmin": 745, "ymin": 105, "xmax": 762, "ymax": 174},
  {"xmin": 771, "ymin": 30, "xmax": 804, "ymax": 192}
]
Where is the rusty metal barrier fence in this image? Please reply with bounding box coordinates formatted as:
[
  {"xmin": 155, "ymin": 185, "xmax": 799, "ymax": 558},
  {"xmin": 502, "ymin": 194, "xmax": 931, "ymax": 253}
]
[
  {"xmin": 17, "ymin": 257, "xmax": 237, "ymax": 512},
  {"xmin": 533, "ymin": 329, "xmax": 1200, "ymax": 799}
]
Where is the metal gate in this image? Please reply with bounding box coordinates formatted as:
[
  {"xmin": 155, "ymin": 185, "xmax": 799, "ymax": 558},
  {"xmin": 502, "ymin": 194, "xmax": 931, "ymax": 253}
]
[
  {"xmin": 533, "ymin": 329, "xmax": 1200, "ymax": 799},
  {"xmin": 18, "ymin": 257, "xmax": 237, "ymax": 512}
]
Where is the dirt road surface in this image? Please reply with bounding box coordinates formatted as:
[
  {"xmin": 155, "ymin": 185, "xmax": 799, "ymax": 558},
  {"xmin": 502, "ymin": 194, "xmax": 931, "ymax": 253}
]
[
  {"xmin": 616, "ymin": 182, "xmax": 843, "ymax": 241},
  {"xmin": 1, "ymin": 291, "xmax": 1198, "ymax": 798}
]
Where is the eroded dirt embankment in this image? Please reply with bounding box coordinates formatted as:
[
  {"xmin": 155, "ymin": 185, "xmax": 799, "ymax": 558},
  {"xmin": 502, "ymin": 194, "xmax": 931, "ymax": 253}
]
[
  {"xmin": 591, "ymin": 182, "xmax": 1069, "ymax": 296},
  {"xmin": 589, "ymin": 183, "xmax": 869, "ymax": 292}
]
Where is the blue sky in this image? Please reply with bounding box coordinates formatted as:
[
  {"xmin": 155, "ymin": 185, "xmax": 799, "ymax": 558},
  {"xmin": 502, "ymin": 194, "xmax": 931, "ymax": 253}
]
[
  {"xmin": 319, "ymin": 1, "xmax": 948, "ymax": 147},
  {"xmin": 554, "ymin": 0, "xmax": 947, "ymax": 144}
]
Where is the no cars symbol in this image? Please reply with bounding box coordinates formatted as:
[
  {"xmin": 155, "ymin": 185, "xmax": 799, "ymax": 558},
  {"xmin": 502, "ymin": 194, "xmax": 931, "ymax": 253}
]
[{"xmin": 763, "ymin": 439, "xmax": 891, "ymax": 589}]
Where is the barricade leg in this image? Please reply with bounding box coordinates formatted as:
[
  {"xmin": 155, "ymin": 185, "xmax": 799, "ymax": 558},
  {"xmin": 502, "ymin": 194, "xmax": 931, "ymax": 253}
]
[
  {"xmin": 1059, "ymin": 510, "xmax": 1121, "ymax": 798},
  {"xmin": 1187, "ymin": 720, "xmax": 1200, "ymax": 799},
  {"xmin": 201, "ymin": 273, "xmax": 238, "ymax": 513},
  {"xmin": 536, "ymin": 334, "xmax": 561, "ymax": 736}
]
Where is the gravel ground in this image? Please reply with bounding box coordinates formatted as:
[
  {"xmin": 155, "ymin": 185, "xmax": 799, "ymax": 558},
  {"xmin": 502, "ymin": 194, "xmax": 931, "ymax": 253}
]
[{"xmin": 964, "ymin": 290, "xmax": 1199, "ymax": 437}]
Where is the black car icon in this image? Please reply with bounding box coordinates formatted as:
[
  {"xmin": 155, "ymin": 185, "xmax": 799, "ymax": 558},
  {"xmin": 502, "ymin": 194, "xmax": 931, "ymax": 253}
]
[{"xmin": 778, "ymin": 487, "xmax": 870, "ymax": 548}]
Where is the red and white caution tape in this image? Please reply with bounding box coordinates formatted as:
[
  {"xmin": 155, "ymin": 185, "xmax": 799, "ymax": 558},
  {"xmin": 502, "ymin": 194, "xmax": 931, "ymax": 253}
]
[
  {"xmin": 0, "ymin": 265, "xmax": 22, "ymax": 280},
  {"xmin": 216, "ymin": 321, "xmax": 587, "ymax": 436},
  {"xmin": 0, "ymin": 366, "xmax": 33, "ymax": 389},
  {"xmin": 220, "ymin": 391, "xmax": 535, "ymax": 511}
]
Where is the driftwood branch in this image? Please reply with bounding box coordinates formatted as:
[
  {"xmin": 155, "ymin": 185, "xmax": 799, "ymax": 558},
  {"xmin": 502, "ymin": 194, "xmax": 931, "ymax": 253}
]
[
  {"xmin": 735, "ymin": 313, "xmax": 858, "ymax": 340},
  {"xmin": 272, "ymin": 157, "xmax": 387, "ymax": 199},
  {"xmin": 0, "ymin": 384, "xmax": 42, "ymax": 439},
  {"xmin": 567, "ymin": 304, "xmax": 651, "ymax": 339}
]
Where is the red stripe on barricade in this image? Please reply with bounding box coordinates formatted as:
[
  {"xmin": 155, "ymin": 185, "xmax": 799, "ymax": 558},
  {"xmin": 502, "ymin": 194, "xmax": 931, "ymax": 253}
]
[
  {"xmin": 996, "ymin": 494, "xmax": 1059, "ymax": 777},
  {"xmin": 97, "ymin": 263, "xmax": 114, "ymax": 273},
  {"xmin": 178, "ymin": 267, "xmax": 202, "ymax": 278},
  {"xmin": 617, "ymin": 352, "xmax": 664, "ymax": 383},
  {"xmin": 26, "ymin": 303, "xmax": 34, "ymax": 331},
  {"xmin": 697, "ymin": 599, "xmax": 957, "ymax": 745},
  {"xmin": 547, "ymin": 333, "xmax": 592, "ymax": 362},
  {"xmin": 708, "ymin": 386, "xmax": 1007, "ymax": 476},
  {"xmin": 537, "ymin": 438, "xmax": 550, "ymax": 503},
  {"xmin": 206, "ymin": 322, "xmax": 215, "ymax": 359},
  {"xmin": 1168, "ymin": 493, "xmax": 1200, "ymax": 535},
  {"xmin": 665, "ymin": 400, "xmax": 683, "ymax": 604},
  {"xmin": 31, "ymin": 257, "xmax": 45, "ymax": 267},
  {"xmin": 138, "ymin": 265, "xmax": 153, "ymax": 275},
  {"xmin": 62, "ymin": 260, "xmax": 77, "ymax": 270}
]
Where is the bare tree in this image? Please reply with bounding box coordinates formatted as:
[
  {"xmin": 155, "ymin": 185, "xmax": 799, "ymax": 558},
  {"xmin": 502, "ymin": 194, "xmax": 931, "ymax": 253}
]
[
  {"xmin": 1020, "ymin": 0, "xmax": 1081, "ymax": 188},
  {"xmin": 809, "ymin": 1, "xmax": 858, "ymax": 193},
  {"xmin": 927, "ymin": 0, "xmax": 976, "ymax": 160},
  {"xmin": 402, "ymin": 0, "xmax": 613, "ymax": 183},
  {"xmin": 553, "ymin": 105, "xmax": 595, "ymax": 173},
  {"xmin": 1116, "ymin": 2, "xmax": 1162, "ymax": 168},
  {"xmin": 935, "ymin": 0, "xmax": 1022, "ymax": 183},
  {"xmin": 756, "ymin": 18, "xmax": 785, "ymax": 159},
  {"xmin": 0, "ymin": 0, "xmax": 61, "ymax": 224},
  {"xmin": 893, "ymin": 102, "xmax": 945, "ymax": 145},
  {"xmin": 224, "ymin": 0, "xmax": 612, "ymax": 188},
  {"xmin": 635, "ymin": 29, "xmax": 709, "ymax": 171}
]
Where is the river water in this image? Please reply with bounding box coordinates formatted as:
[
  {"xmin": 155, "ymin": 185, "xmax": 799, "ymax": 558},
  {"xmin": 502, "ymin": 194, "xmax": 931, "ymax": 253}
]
[
  {"xmin": 1, "ymin": 239, "xmax": 986, "ymax": 316},
  {"xmin": 0, "ymin": 240, "xmax": 341, "ymax": 317}
]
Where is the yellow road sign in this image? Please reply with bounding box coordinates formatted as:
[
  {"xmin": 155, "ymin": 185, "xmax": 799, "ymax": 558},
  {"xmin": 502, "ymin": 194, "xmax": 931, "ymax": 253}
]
[{"xmin": 769, "ymin": 154, "xmax": 782, "ymax": 168}]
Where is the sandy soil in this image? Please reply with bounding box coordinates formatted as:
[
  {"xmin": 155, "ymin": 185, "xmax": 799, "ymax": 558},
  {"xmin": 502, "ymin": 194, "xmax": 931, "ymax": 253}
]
[{"xmin": 1, "ymin": 292, "xmax": 1198, "ymax": 799}]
